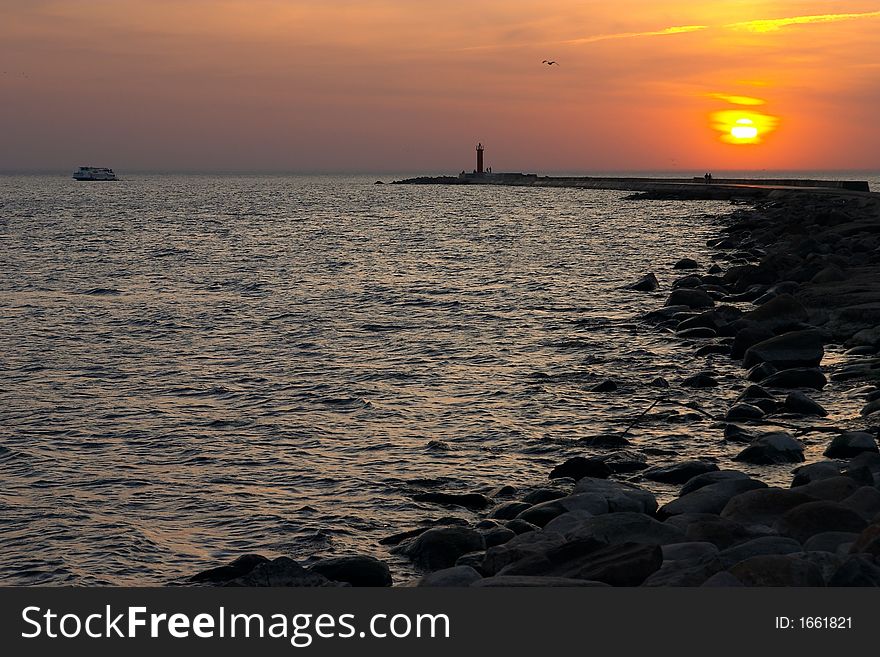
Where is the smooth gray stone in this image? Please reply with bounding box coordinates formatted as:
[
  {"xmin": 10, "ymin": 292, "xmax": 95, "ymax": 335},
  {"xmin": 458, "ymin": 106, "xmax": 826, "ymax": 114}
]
[
  {"xmin": 719, "ymin": 537, "xmax": 803, "ymax": 568},
  {"xmin": 416, "ymin": 566, "xmax": 482, "ymax": 587}
]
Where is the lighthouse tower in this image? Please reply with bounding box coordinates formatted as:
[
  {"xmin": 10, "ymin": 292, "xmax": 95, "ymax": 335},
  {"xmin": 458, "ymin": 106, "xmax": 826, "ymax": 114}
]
[{"xmin": 476, "ymin": 143, "xmax": 484, "ymax": 174}]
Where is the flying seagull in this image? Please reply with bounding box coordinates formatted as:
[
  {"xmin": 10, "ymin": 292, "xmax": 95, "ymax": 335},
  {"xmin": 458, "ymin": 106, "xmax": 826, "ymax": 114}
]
[{"xmin": 542, "ymin": 60, "xmax": 558, "ymax": 66}]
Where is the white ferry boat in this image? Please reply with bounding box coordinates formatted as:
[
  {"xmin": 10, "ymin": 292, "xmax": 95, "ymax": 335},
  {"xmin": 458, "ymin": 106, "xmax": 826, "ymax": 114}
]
[{"xmin": 72, "ymin": 166, "xmax": 118, "ymax": 181}]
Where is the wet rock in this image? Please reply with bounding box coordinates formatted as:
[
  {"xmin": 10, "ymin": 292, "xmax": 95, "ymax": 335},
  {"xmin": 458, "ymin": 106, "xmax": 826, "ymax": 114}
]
[
  {"xmin": 504, "ymin": 519, "xmax": 539, "ymax": 535},
  {"xmin": 481, "ymin": 531, "xmax": 566, "ymax": 575},
  {"xmin": 746, "ymin": 362, "xmax": 778, "ymax": 382},
  {"xmin": 734, "ymin": 432, "xmax": 805, "ymax": 465},
  {"xmin": 723, "ymin": 424, "xmax": 757, "ymax": 443},
  {"xmin": 725, "ymin": 403, "xmax": 765, "ymax": 422},
  {"xmin": 521, "ymin": 489, "xmax": 567, "ymax": 505},
  {"xmin": 784, "ymin": 391, "xmax": 827, "ymax": 416},
  {"xmin": 416, "ymin": 566, "xmax": 482, "ymax": 587},
  {"xmin": 489, "ymin": 501, "xmax": 533, "ymax": 520},
  {"xmin": 412, "ymin": 492, "xmax": 493, "ymax": 510},
  {"xmin": 720, "ymin": 487, "xmax": 817, "ymax": 525},
  {"xmin": 677, "ymin": 327, "xmax": 717, "ymax": 339},
  {"xmin": 824, "ymin": 431, "xmax": 879, "ymax": 458},
  {"xmin": 643, "ymin": 460, "xmax": 719, "ymax": 485},
  {"xmin": 541, "ymin": 542, "xmax": 663, "ymax": 586},
  {"xmin": 797, "ymin": 476, "xmax": 861, "ymax": 502},
  {"xmin": 862, "ymin": 399, "xmax": 880, "ymax": 416},
  {"xmin": 309, "ymin": 555, "xmax": 392, "ymax": 587},
  {"xmin": 626, "ymin": 272, "xmax": 659, "ymax": 291},
  {"xmin": 849, "ymin": 524, "xmax": 880, "ymax": 557},
  {"xmin": 595, "ymin": 450, "xmax": 649, "ymax": 473},
  {"xmin": 775, "ymin": 501, "xmax": 868, "ymax": 543},
  {"xmin": 515, "ymin": 493, "xmax": 609, "ymax": 527},
  {"xmin": 401, "ymin": 527, "xmax": 486, "ymax": 571},
  {"xmin": 760, "ymin": 367, "xmax": 827, "ymax": 390},
  {"xmin": 225, "ymin": 557, "xmax": 337, "ymax": 587},
  {"xmin": 641, "ymin": 554, "xmax": 721, "ymax": 587},
  {"xmin": 590, "ymin": 379, "xmax": 618, "ymax": 392},
  {"xmin": 659, "ymin": 478, "xmax": 767, "ymax": 517},
  {"xmin": 842, "ymin": 487, "xmax": 880, "ymax": 521},
  {"xmin": 694, "ymin": 343, "xmax": 731, "ymax": 356},
  {"xmin": 189, "ymin": 554, "xmax": 269, "ymax": 584},
  {"xmin": 680, "ymin": 470, "xmax": 751, "ymax": 495},
  {"xmin": 674, "ymin": 258, "xmax": 700, "ymax": 270},
  {"xmin": 579, "ymin": 434, "xmax": 631, "ymax": 449},
  {"xmin": 549, "ymin": 456, "xmax": 612, "ymax": 481},
  {"xmin": 719, "ymin": 537, "xmax": 803, "ymax": 567},
  {"xmin": 481, "ymin": 526, "xmax": 517, "ymax": 548},
  {"xmin": 731, "ymin": 326, "xmax": 775, "ymax": 359},
  {"xmin": 489, "ymin": 484, "xmax": 517, "ymax": 498},
  {"xmin": 828, "ymin": 556, "xmax": 880, "ymax": 586},
  {"xmin": 738, "ymin": 384, "xmax": 775, "ymax": 401},
  {"xmin": 729, "ymin": 555, "xmax": 824, "ymax": 586},
  {"xmin": 379, "ymin": 527, "xmax": 429, "ymax": 546},
  {"xmin": 543, "ymin": 510, "xmax": 595, "ymax": 536},
  {"xmin": 684, "ymin": 517, "xmax": 773, "ymax": 550},
  {"xmin": 573, "ymin": 478, "xmax": 658, "ymax": 514},
  {"xmin": 665, "ymin": 288, "xmax": 714, "ymax": 309},
  {"xmin": 661, "ymin": 541, "xmax": 720, "ymax": 563},
  {"xmin": 741, "ymin": 293, "xmax": 809, "ymax": 332},
  {"xmin": 791, "ymin": 461, "xmax": 841, "ymax": 487},
  {"xmin": 472, "ymin": 576, "xmax": 609, "ymax": 587},
  {"xmin": 565, "ymin": 512, "xmax": 686, "ymax": 546},
  {"xmin": 749, "ymin": 397, "xmax": 779, "ymax": 415},
  {"xmin": 804, "ymin": 532, "xmax": 859, "ymax": 554},
  {"xmin": 743, "ymin": 329, "xmax": 825, "ymax": 370},
  {"xmin": 649, "ymin": 376, "xmax": 670, "ymax": 388},
  {"xmin": 682, "ymin": 373, "xmax": 719, "ymax": 388}
]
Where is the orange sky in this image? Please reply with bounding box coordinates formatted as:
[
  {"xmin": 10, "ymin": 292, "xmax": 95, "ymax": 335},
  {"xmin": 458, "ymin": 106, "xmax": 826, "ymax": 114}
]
[{"xmin": 1, "ymin": 0, "xmax": 879, "ymax": 172}]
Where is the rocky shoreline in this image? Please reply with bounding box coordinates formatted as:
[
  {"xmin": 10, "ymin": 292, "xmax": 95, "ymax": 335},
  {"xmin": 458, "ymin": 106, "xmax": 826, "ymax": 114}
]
[{"xmin": 187, "ymin": 189, "xmax": 880, "ymax": 587}]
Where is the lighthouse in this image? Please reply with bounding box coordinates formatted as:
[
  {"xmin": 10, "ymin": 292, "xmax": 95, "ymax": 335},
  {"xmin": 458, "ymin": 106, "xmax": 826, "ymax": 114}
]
[{"xmin": 476, "ymin": 142, "xmax": 484, "ymax": 174}]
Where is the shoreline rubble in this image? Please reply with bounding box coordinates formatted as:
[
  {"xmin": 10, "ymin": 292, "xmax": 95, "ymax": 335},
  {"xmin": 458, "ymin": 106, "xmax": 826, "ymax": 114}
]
[{"xmin": 187, "ymin": 187, "xmax": 880, "ymax": 588}]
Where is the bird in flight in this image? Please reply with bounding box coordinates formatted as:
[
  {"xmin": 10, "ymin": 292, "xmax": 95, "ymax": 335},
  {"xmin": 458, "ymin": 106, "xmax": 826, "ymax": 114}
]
[{"xmin": 542, "ymin": 60, "xmax": 558, "ymax": 66}]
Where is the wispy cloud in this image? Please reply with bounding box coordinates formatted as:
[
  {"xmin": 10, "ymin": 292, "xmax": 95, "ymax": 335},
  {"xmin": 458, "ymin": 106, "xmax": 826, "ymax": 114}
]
[
  {"xmin": 562, "ymin": 24, "xmax": 706, "ymax": 46},
  {"xmin": 725, "ymin": 10, "xmax": 880, "ymax": 33}
]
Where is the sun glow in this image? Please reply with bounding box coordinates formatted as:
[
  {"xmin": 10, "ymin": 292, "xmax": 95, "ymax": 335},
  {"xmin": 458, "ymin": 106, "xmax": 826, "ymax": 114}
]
[{"xmin": 711, "ymin": 109, "xmax": 779, "ymax": 144}]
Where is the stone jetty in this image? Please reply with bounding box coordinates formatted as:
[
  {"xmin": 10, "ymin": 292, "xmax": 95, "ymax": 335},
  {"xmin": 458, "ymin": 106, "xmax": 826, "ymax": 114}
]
[{"xmin": 186, "ymin": 183, "xmax": 880, "ymax": 587}]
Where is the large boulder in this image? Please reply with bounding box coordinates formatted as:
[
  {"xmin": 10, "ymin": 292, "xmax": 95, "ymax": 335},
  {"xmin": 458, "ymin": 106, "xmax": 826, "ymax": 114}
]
[
  {"xmin": 489, "ymin": 501, "xmax": 532, "ymax": 520},
  {"xmin": 516, "ymin": 542, "xmax": 663, "ymax": 586},
  {"xmin": 659, "ymin": 479, "xmax": 767, "ymax": 517},
  {"xmin": 731, "ymin": 326, "xmax": 776, "ymax": 360},
  {"xmin": 683, "ymin": 517, "xmax": 774, "ymax": 550},
  {"xmin": 842, "ymin": 487, "xmax": 880, "ymax": 521},
  {"xmin": 720, "ymin": 487, "xmax": 817, "ymax": 525},
  {"xmin": 515, "ymin": 493, "xmax": 609, "ymax": 527},
  {"xmin": 849, "ymin": 524, "xmax": 880, "ymax": 557},
  {"xmin": 680, "ymin": 470, "xmax": 751, "ymax": 495},
  {"xmin": 189, "ymin": 554, "xmax": 269, "ymax": 584},
  {"xmin": 784, "ymin": 391, "xmax": 828, "ymax": 416},
  {"xmin": 718, "ymin": 537, "xmax": 803, "ymax": 568},
  {"xmin": 791, "ymin": 461, "xmax": 841, "ymax": 487},
  {"xmin": 573, "ymin": 477, "xmax": 658, "ymax": 514},
  {"xmin": 743, "ymin": 329, "xmax": 824, "ymax": 369},
  {"xmin": 796, "ymin": 476, "xmax": 861, "ymax": 502},
  {"xmin": 803, "ymin": 532, "xmax": 859, "ymax": 554},
  {"xmin": 665, "ymin": 288, "xmax": 714, "ymax": 309},
  {"xmin": 401, "ymin": 527, "xmax": 486, "ymax": 571},
  {"xmin": 641, "ymin": 554, "xmax": 722, "ymax": 587},
  {"xmin": 643, "ymin": 460, "xmax": 719, "ymax": 485},
  {"xmin": 760, "ymin": 368, "xmax": 827, "ymax": 390},
  {"xmin": 549, "ymin": 456, "xmax": 612, "ymax": 480},
  {"xmin": 309, "ymin": 556, "xmax": 392, "ymax": 587},
  {"xmin": 412, "ymin": 492, "xmax": 493, "ymax": 510},
  {"xmin": 564, "ymin": 512, "xmax": 686, "ymax": 546},
  {"xmin": 626, "ymin": 272, "xmax": 659, "ymax": 291},
  {"xmin": 729, "ymin": 555, "xmax": 824, "ymax": 586},
  {"xmin": 481, "ymin": 531, "xmax": 566, "ymax": 575},
  {"xmin": 775, "ymin": 501, "xmax": 868, "ymax": 543},
  {"xmin": 734, "ymin": 432, "xmax": 805, "ymax": 465},
  {"xmin": 824, "ymin": 431, "xmax": 879, "ymax": 459},
  {"xmin": 741, "ymin": 293, "xmax": 809, "ymax": 332}
]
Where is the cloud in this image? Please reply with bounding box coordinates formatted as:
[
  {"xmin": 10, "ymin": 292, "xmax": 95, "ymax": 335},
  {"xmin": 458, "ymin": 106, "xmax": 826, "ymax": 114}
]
[
  {"xmin": 725, "ymin": 11, "xmax": 880, "ymax": 33},
  {"xmin": 562, "ymin": 24, "xmax": 707, "ymax": 46}
]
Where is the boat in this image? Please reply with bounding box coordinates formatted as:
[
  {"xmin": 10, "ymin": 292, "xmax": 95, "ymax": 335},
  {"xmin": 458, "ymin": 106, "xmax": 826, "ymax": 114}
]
[{"xmin": 72, "ymin": 166, "xmax": 118, "ymax": 181}]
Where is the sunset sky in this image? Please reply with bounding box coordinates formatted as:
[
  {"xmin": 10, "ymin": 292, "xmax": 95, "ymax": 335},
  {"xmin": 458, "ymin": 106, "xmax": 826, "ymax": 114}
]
[{"xmin": 2, "ymin": 0, "xmax": 879, "ymax": 172}]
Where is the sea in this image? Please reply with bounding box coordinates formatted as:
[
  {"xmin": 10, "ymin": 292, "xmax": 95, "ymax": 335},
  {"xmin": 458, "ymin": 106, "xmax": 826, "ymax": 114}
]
[{"xmin": 1, "ymin": 171, "xmax": 877, "ymax": 584}]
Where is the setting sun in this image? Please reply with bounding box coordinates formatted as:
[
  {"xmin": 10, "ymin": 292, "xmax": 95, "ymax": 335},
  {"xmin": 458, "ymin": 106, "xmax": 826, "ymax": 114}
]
[{"xmin": 712, "ymin": 108, "xmax": 779, "ymax": 145}]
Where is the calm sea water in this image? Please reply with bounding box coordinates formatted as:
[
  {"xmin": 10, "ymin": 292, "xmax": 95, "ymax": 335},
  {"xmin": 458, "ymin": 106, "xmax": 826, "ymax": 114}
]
[{"xmin": 0, "ymin": 173, "xmax": 874, "ymax": 584}]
